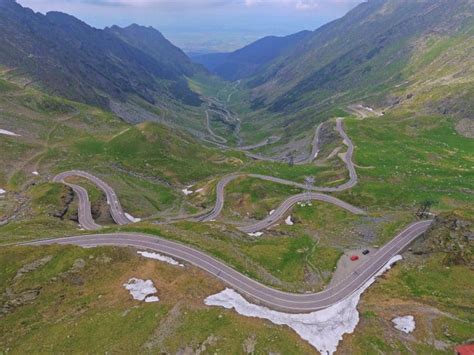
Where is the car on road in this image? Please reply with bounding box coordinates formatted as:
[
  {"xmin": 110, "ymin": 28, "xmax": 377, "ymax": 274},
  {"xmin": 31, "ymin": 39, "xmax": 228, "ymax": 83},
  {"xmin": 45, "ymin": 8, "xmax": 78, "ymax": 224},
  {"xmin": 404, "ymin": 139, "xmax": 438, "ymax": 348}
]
[
  {"xmin": 350, "ymin": 255, "xmax": 359, "ymax": 261},
  {"xmin": 362, "ymin": 249, "xmax": 370, "ymax": 255}
]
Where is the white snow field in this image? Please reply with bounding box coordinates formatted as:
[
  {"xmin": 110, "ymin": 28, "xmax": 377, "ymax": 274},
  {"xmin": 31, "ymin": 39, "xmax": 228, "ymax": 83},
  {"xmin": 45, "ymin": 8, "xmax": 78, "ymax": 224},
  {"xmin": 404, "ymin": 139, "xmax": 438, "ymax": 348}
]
[
  {"xmin": 123, "ymin": 278, "xmax": 159, "ymax": 302},
  {"xmin": 137, "ymin": 251, "xmax": 184, "ymax": 267},
  {"xmin": 125, "ymin": 213, "xmax": 142, "ymax": 223},
  {"xmin": 182, "ymin": 186, "xmax": 193, "ymax": 195},
  {"xmin": 205, "ymin": 255, "xmax": 403, "ymax": 354},
  {"xmin": 0, "ymin": 128, "xmax": 20, "ymax": 136},
  {"xmin": 392, "ymin": 315, "xmax": 416, "ymax": 333}
]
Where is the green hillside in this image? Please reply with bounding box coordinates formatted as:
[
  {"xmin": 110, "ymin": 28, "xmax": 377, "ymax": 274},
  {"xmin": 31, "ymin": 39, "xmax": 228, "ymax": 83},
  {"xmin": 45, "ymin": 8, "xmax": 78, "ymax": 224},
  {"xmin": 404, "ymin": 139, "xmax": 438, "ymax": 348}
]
[
  {"xmin": 215, "ymin": 0, "xmax": 474, "ymax": 145},
  {"xmin": 0, "ymin": 0, "xmax": 472, "ymax": 353}
]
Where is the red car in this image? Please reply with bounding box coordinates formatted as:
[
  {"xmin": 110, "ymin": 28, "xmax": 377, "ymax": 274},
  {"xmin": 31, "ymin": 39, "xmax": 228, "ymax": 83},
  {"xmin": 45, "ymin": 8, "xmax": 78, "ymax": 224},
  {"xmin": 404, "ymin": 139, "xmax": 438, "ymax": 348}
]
[{"xmin": 350, "ymin": 255, "xmax": 359, "ymax": 261}]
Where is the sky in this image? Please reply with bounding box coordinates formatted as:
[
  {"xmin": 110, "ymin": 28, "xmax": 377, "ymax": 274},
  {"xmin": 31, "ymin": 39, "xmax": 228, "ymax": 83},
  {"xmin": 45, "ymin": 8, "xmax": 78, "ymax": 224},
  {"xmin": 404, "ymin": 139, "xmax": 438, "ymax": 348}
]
[{"xmin": 17, "ymin": 0, "xmax": 363, "ymax": 53}]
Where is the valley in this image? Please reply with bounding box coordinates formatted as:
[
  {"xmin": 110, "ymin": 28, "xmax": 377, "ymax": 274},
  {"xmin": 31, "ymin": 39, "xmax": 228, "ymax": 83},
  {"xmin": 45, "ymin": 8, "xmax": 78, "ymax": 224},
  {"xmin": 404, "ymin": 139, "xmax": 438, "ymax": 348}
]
[{"xmin": 0, "ymin": 0, "xmax": 473, "ymax": 353}]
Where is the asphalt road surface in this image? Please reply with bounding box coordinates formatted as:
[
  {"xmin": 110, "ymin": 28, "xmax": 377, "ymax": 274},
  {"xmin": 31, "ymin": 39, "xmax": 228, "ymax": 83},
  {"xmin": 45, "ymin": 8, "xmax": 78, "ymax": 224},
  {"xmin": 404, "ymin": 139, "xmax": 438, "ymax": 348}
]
[
  {"xmin": 205, "ymin": 110, "xmax": 228, "ymax": 144},
  {"xmin": 308, "ymin": 122, "xmax": 324, "ymax": 163},
  {"xmin": 58, "ymin": 181, "xmax": 101, "ymax": 230},
  {"xmin": 24, "ymin": 220, "xmax": 433, "ymax": 312},
  {"xmin": 239, "ymin": 192, "xmax": 365, "ymax": 234},
  {"xmin": 54, "ymin": 118, "xmax": 361, "ymax": 231},
  {"xmin": 199, "ymin": 118, "xmax": 359, "ymax": 222},
  {"xmin": 22, "ymin": 116, "xmax": 434, "ymax": 312},
  {"xmin": 54, "ymin": 171, "xmax": 131, "ymax": 226}
]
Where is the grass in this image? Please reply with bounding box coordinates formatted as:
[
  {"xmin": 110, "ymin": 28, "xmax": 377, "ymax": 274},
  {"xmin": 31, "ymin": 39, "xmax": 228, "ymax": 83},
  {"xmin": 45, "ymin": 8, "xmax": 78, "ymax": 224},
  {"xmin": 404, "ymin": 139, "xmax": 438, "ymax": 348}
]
[
  {"xmin": 63, "ymin": 122, "xmax": 245, "ymax": 185},
  {"xmin": 222, "ymin": 176, "xmax": 301, "ymax": 220},
  {"xmin": 0, "ymin": 245, "xmax": 315, "ymax": 354},
  {"xmin": 340, "ymin": 114, "xmax": 474, "ymax": 216},
  {"xmin": 241, "ymin": 235, "xmax": 342, "ymax": 286},
  {"xmin": 340, "ymin": 253, "xmax": 474, "ymax": 354},
  {"xmin": 0, "ymin": 38, "xmax": 473, "ymax": 353},
  {"xmin": 28, "ymin": 182, "xmax": 72, "ymax": 213},
  {"xmin": 0, "ymin": 78, "xmax": 19, "ymax": 93},
  {"xmin": 118, "ymin": 221, "xmax": 340, "ymax": 292},
  {"xmin": 244, "ymin": 158, "xmax": 345, "ymax": 185}
]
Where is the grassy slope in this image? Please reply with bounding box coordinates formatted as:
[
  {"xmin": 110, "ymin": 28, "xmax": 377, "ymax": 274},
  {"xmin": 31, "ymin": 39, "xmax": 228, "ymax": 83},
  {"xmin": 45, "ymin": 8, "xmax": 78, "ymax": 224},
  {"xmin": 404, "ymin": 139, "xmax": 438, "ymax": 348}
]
[
  {"xmin": 0, "ymin": 245, "xmax": 315, "ymax": 354},
  {"xmin": 340, "ymin": 252, "xmax": 474, "ymax": 353},
  {"xmin": 0, "ymin": 77, "xmax": 351, "ymax": 293},
  {"xmin": 392, "ymin": 22, "xmax": 474, "ymax": 119},
  {"xmin": 0, "ymin": 78, "xmax": 247, "ymax": 223},
  {"xmin": 1, "ymin": 60, "xmax": 473, "ymax": 352},
  {"xmin": 339, "ymin": 114, "xmax": 473, "ymax": 217}
]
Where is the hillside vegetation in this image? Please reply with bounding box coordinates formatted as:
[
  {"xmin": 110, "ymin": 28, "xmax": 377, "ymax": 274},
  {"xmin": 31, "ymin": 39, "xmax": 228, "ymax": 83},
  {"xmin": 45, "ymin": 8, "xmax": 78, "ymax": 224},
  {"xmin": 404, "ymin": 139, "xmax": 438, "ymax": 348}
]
[
  {"xmin": 0, "ymin": 0, "xmax": 201, "ymax": 118},
  {"xmin": 0, "ymin": 0, "xmax": 473, "ymax": 353},
  {"xmin": 246, "ymin": 0, "xmax": 474, "ymax": 115}
]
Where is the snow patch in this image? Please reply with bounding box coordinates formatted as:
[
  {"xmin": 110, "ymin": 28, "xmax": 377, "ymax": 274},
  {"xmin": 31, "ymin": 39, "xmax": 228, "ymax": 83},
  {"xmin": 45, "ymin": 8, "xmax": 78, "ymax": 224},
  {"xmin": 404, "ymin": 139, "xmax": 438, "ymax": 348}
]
[
  {"xmin": 125, "ymin": 213, "xmax": 141, "ymax": 223},
  {"xmin": 123, "ymin": 278, "xmax": 159, "ymax": 302},
  {"xmin": 285, "ymin": 215, "xmax": 294, "ymax": 226},
  {"xmin": 145, "ymin": 296, "xmax": 159, "ymax": 303},
  {"xmin": 137, "ymin": 251, "xmax": 184, "ymax": 267},
  {"xmin": 0, "ymin": 129, "xmax": 20, "ymax": 137},
  {"xmin": 32, "ymin": 171, "xmax": 39, "ymax": 176},
  {"xmin": 392, "ymin": 315, "xmax": 415, "ymax": 334},
  {"xmin": 205, "ymin": 255, "xmax": 403, "ymax": 354},
  {"xmin": 182, "ymin": 186, "xmax": 193, "ymax": 195},
  {"xmin": 247, "ymin": 232, "xmax": 263, "ymax": 237},
  {"xmin": 195, "ymin": 188, "xmax": 204, "ymax": 193},
  {"xmin": 0, "ymin": 188, "xmax": 5, "ymax": 195}
]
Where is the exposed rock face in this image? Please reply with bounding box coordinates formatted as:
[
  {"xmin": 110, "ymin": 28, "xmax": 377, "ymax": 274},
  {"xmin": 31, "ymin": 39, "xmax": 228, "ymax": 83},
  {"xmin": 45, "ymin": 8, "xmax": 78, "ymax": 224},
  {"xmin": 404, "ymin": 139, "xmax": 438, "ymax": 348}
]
[
  {"xmin": 419, "ymin": 214, "xmax": 473, "ymax": 266},
  {"xmin": 14, "ymin": 255, "xmax": 53, "ymax": 280},
  {"xmin": 1, "ymin": 255, "xmax": 53, "ymax": 316},
  {"xmin": 52, "ymin": 186, "xmax": 74, "ymax": 219},
  {"xmin": 456, "ymin": 118, "xmax": 474, "ymax": 138},
  {"xmin": 176, "ymin": 334, "xmax": 219, "ymax": 355},
  {"xmin": 242, "ymin": 334, "xmax": 257, "ymax": 354}
]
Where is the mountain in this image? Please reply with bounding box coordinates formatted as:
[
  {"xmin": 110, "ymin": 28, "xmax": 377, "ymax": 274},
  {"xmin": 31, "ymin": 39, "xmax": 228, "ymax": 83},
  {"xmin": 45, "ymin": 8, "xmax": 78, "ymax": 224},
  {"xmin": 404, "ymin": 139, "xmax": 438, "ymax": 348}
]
[
  {"xmin": 237, "ymin": 0, "xmax": 474, "ymax": 117},
  {"xmin": 0, "ymin": 0, "xmax": 201, "ymax": 113},
  {"xmin": 192, "ymin": 31, "xmax": 311, "ymax": 81},
  {"xmin": 105, "ymin": 24, "xmax": 198, "ymax": 78}
]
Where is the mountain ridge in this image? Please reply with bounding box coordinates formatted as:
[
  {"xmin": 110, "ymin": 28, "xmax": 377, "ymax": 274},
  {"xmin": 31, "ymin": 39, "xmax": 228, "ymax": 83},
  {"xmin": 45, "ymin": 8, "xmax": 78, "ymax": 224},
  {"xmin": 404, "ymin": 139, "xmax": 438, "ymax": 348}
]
[
  {"xmin": 192, "ymin": 30, "xmax": 312, "ymax": 81},
  {"xmin": 0, "ymin": 0, "xmax": 202, "ymax": 115},
  {"xmin": 245, "ymin": 0, "xmax": 474, "ymax": 115}
]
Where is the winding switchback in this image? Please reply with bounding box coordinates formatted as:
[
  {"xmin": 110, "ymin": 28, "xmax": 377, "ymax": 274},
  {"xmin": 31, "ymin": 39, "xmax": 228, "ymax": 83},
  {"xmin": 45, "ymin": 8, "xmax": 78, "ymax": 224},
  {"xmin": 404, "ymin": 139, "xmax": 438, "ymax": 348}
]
[
  {"xmin": 23, "ymin": 220, "xmax": 433, "ymax": 312},
  {"xmin": 20, "ymin": 116, "xmax": 434, "ymax": 312},
  {"xmin": 54, "ymin": 171, "xmax": 131, "ymax": 226},
  {"xmin": 53, "ymin": 118, "xmax": 361, "ymax": 231}
]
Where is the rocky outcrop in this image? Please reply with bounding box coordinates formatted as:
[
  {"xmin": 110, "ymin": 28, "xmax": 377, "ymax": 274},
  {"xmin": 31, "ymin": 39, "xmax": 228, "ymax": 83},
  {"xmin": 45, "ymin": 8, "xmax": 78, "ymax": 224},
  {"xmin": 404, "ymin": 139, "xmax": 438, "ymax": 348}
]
[{"xmin": 418, "ymin": 214, "xmax": 473, "ymax": 266}]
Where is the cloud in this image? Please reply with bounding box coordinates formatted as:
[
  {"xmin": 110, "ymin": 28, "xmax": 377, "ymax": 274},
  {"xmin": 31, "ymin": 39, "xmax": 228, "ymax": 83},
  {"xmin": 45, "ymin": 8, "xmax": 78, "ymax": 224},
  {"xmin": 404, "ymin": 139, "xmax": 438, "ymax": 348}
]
[
  {"xmin": 25, "ymin": 0, "xmax": 359, "ymax": 11},
  {"xmin": 244, "ymin": 0, "xmax": 359, "ymax": 11},
  {"xmin": 64, "ymin": 0, "xmax": 239, "ymax": 8}
]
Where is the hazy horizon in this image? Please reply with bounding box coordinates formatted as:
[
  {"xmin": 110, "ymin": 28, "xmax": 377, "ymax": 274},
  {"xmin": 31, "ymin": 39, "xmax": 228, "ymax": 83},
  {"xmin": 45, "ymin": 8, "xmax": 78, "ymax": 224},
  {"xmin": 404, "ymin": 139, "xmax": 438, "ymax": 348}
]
[{"xmin": 17, "ymin": 0, "xmax": 363, "ymax": 53}]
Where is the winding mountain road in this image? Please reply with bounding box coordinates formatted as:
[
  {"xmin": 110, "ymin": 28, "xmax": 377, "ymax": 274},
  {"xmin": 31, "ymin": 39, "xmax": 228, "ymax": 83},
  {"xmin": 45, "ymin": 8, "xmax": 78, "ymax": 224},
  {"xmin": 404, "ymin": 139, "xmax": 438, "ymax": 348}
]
[
  {"xmin": 19, "ymin": 115, "xmax": 435, "ymax": 312},
  {"xmin": 205, "ymin": 110, "xmax": 228, "ymax": 144},
  {"xmin": 239, "ymin": 192, "xmax": 365, "ymax": 234},
  {"xmin": 54, "ymin": 171, "xmax": 131, "ymax": 227},
  {"xmin": 308, "ymin": 122, "xmax": 324, "ymax": 163},
  {"xmin": 198, "ymin": 118, "xmax": 358, "ymax": 223},
  {"xmin": 54, "ymin": 118, "xmax": 361, "ymax": 231},
  {"xmin": 23, "ymin": 220, "xmax": 433, "ymax": 312}
]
